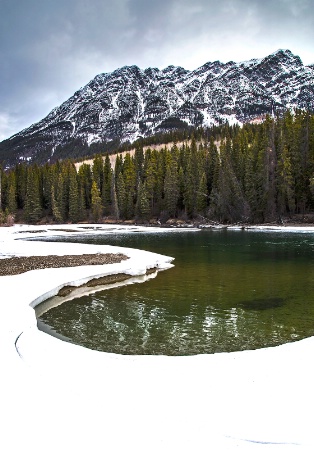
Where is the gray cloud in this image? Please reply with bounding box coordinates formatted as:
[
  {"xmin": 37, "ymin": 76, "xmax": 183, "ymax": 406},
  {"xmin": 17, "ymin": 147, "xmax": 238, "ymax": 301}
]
[{"xmin": 1, "ymin": 0, "xmax": 314, "ymax": 140}]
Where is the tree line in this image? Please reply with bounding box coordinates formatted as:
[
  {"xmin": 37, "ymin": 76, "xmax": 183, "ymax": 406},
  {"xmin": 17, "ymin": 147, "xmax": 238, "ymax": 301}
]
[{"xmin": 1, "ymin": 110, "xmax": 314, "ymax": 225}]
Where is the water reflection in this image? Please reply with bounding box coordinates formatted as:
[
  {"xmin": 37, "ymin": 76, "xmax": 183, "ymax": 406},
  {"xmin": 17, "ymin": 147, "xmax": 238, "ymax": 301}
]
[
  {"xmin": 37, "ymin": 230, "xmax": 314, "ymax": 354},
  {"xmin": 38, "ymin": 289, "xmax": 307, "ymax": 355},
  {"xmin": 237, "ymin": 296, "xmax": 287, "ymax": 311}
]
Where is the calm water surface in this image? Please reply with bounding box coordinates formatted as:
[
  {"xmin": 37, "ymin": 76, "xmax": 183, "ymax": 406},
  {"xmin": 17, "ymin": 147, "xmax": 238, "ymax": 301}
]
[{"xmin": 37, "ymin": 229, "xmax": 314, "ymax": 354}]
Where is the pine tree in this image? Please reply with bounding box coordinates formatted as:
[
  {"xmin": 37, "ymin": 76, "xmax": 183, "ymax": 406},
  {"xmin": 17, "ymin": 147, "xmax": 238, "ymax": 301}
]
[
  {"xmin": 78, "ymin": 184, "xmax": 87, "ymax": 221},
  {"xmin": 15, "ymin": 163, "xmax": 27, "ymax": 210},
  {"xmin": 144, "ymin": 150, "xmax": 158, "ymax": 214},
  {"xmin": 24, "ymin": 166, "xmax": 42, "ymax": 223},
  {"xmin": 183, "ymin": 156, "xmax": 196, "ymax": 217},
  {"xmin": 114, "ymin": 154, "xmax": 123, "ymax": 181},
  {"xmin": 92, "ymin": 154, "xmax": 104, "ymax": 191},
  {"xmin": 136, "ymin": 180, "xmax": 150, "ymax": 220},
  {"xmin": 111, "ymin": 177, "xmax": 119, "ymax": 220},
  {"xmin": 134, "ymin": 145, "xmax": 144, "ymax": 182},
  {"xmin": 207, "ymin": 137, "xmax": 220, "ymax": 196},
  {"xmin": 41, "ymin": 163, "xmax": 52, "ymax": 212},
  {"xmin": 177, "ymin": 165, "xmax": 185, "ymax": 213},
  {"xmin": 91, "ymin": 180, "xmax": 103, "ymax": 222},
  {"xmin": 196, "ymin": 171, "xmax": 208, "ymax": 215},
  {"xmin": 102, "ymin": 154, "xmax": 112, "ymax": 215},
  {"xmin": 164, "ymin": 162, "xmax": 179, "ymax": 217},
  {"xmin": 276, "ymin": 141, "xmax": 294, "ymax": 217},
  {"xmin": 116, "ymin": 173, "xmax": 126, "ymax": 219},
  {"xmin": 78, "ymin": 163, "xmax": 92, "ymax": 209},
  {"xmin": 51, "ymin": 185, "xmax": 63, "ymax": 223},
  {"xmin": 68, "ymin": 165, "xmax": 79, "ymax": 222},
  {"xmin": 210, "ymin": 142, "xmax": 247, "ymax": 222},
  {"xmin": 257, "ymin": 121, "xmax": 277, "ymax": 221},
  {"xmin": 244, "ymin": 147, "xmax": 256, "ymax": 222},
  {"xmin": 7, "ymin": 172, "xmax": 17, "ymax": 214},
  {"xmin": 56, "ymin": 170, "xmax": 67, "ymax": 221},
  {"xmin": 123, "ymin": 153, "xmax": 136, "ymax": 218}
]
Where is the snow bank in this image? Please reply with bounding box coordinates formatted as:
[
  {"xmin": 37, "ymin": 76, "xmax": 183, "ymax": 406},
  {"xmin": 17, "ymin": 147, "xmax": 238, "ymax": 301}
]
[{"xmin": 1, "ymin": 224, "xmax": 314, "ymax": 450}]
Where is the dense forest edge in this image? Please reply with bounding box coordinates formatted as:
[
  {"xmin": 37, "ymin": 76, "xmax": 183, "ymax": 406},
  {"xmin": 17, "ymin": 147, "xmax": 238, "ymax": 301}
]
[{"xmin": 1, "ymin": 111, "xmax": 314, "ymax": 227}]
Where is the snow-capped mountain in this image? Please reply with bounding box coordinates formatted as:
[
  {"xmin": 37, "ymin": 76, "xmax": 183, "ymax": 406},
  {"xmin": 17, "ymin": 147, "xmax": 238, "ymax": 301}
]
[{"xmin": 1, "ymin": 49, "xmax": 313, "ymax": 165}]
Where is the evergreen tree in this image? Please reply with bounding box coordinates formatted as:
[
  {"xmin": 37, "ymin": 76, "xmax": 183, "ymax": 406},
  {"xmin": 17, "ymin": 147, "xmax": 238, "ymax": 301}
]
[
  {"xmin": 144, "ymin": 150, "xmax": 159, "ymax": 214},
  {"xmin": 111, "ymin": 177, "xmax": 119, "ymax": 220},
  {"xmin": 41, "ymin": 163, "xmax": 52, "ymax": 212},
  {"xmin": 24, "ymin": 166, "xmax": 42, "ymax": 223},
  {"xmin": 134, "ymin": 145, "xmax": 144, "ymax": 182},
  {"xmin": 56, "ymin": 170, "xmax": 67, "ymax": 221},
  {"xmin": 123, "ymin": 153, "xmax": 136, "ymax": 218},
  {"xmin": 276, "ymin": 144, "xmax": 294, "ymax": 217},
  {"xmin": 177, "ymin": 166, "xmax": 185, "ymax": 212},
  {"xmin": 114, "ymin": 154, "xmax": 123, "ymax": 181},
  {"xmin": 102, "ymin": 154, "xmax": 112, "ymax": 215},
  {"xmin": 92, "ymin": 154, "xmax": 104, "ymax": 191},
  {"xmin": 256, "ymin": 125, "xmax": 277, "ymax": 221},
  {"xmin": 183, "ymin": 154, "xmax": 197, "ymax": 216},
  {"xmin": 78, "ymin": 184, "xmax": 87, "ymax": 221},
  {"xmin": 210, "ymin": 142, "xmax": 247, "ymax": 222},
  {"xmin": 7, "ymin": 172, "xmax": 17, "ymax": 214},
  {"xmin": 51, "ymin": 185, "xmax": 63, "ymax": 223},
  {"xmin": 164, "ymin": 162, "xmax": 179, "ymax": 217},
  {"xmin": 68, "ymin": 165, "xmax": 80, "ymax": 222},
  {"xmin": 136, "ymin": 180, "xmax": 150, "ymax": 220},
  {"xmin": 15, "ymin": 163, "xmax": 27, "ymax": 210},
  {"xmin": 207, "ymin": 138, "xmax": 220, "ymax": 196},
  {"xmin": 116, "ymin": 173, "xmax": 126, "ymax": 219},
  {"xmin": 244, "ymin": 147, "xmax": 256, "ymax": 222},
  {"xmin": 196, "ymin": 171, "xmax": 208, "ymax": 215},
  {"xmin": 91, "ymin": 180, "xmax": 103, "ymax": 222},
  {"xmin": 78, "ymin": 163, "xmax": 92, "ymax": 209}
]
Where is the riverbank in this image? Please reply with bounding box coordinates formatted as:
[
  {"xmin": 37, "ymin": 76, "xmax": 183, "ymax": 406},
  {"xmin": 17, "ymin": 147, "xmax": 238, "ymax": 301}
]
[
  {"xmin": 4, "ymin": 212, "xmax": 314, "ymax": 231},
  {"xmin": 0, "ymin": 252, "xmax": 128, "ymax": 276},
  {"xmin": 1, "ymin": 224, "xmax": 314, "ymax": 449}
]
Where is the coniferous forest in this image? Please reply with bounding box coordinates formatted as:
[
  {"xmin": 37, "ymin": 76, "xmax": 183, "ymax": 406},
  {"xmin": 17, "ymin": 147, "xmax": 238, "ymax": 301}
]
[{"xmin": 1, "ymin": 111, "xmax": 314, "ymax": 226}]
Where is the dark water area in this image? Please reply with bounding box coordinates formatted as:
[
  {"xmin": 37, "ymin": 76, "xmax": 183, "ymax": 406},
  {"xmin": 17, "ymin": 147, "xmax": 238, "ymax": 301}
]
[{"xmin": 37, "ymin": 229, "xmax": 314, "ymax": 355}]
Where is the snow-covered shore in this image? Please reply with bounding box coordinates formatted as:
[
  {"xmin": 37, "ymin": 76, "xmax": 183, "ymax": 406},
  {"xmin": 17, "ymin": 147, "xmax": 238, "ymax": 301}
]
[{"xmin": 1, "ymin": 224, "xmax": 314, "ymax": 450}]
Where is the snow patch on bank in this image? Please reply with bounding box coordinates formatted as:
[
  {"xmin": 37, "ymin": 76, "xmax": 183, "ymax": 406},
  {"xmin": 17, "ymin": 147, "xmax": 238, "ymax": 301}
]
[{"xmin": 1, "ymin": 224, "xmax": 314, "ymax": 450}]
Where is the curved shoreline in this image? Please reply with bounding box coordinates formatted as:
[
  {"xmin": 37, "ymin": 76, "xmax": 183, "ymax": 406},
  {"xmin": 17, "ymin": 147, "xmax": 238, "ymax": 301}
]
[{"xmin": 1, "ymin": 224, "xmax": 314, "ymax": 449}]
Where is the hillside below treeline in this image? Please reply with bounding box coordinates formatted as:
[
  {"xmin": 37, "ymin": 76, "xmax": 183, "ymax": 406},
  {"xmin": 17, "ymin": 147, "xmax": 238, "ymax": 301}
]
[
  {"xmin": 1, "ymin": 111, "xmax": 314, "ymax": 227},
  {"xmin": 0, "ymin": 49, "xmax": 313, "ymax": 168}
]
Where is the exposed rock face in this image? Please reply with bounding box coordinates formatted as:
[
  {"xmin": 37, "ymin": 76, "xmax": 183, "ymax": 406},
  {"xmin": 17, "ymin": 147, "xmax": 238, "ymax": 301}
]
[{"xmin": 1, "ymin": 49, "xmax": 313, "ymax": 165}]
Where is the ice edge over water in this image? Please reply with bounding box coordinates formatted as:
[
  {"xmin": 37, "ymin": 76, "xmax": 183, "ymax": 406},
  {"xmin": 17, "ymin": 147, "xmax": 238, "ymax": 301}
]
[{"xmin": 1, "ymin": 224, "xmax": 314, "ymax": 450}]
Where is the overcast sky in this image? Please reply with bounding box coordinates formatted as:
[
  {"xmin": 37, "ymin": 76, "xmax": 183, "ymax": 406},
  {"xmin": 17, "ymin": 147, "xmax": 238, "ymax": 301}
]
[{"xmin": 1, "ymin": 0, "xmax": 314, "ymax": 141}]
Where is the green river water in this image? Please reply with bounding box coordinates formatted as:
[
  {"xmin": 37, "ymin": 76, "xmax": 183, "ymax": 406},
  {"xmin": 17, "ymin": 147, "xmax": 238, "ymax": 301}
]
[{"xmin": 37, "ymin": 229, "xmax": 314, "ymax": 355}]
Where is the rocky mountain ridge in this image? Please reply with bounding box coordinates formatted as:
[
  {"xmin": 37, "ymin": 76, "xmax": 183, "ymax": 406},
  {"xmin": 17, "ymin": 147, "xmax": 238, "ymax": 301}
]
[{"xmin": 1, "ymin": 49, "xmax": 313, "ymax": 166}]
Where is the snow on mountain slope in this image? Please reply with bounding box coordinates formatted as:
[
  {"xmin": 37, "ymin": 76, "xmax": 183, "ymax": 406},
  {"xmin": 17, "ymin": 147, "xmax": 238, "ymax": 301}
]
[{"xmin": 1, "ymin": 49, "xmax": 313, "ymax": 165}]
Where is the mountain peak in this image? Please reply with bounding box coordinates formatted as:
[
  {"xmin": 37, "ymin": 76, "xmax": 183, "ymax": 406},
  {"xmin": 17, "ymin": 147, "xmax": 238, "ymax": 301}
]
[
  {"xmin": 267, "ymin": 48, "xmax": 302, "ymax": 65},
  {"xmin": 1, "ymin": 49, "xmax": 313, "ymax": 167},
  {"xmin": 272, "ymin": 48, "xmax": 293, "ymax": 57}
]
